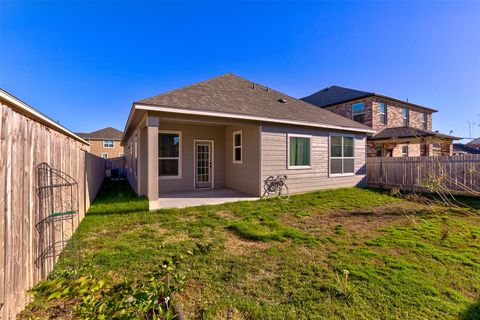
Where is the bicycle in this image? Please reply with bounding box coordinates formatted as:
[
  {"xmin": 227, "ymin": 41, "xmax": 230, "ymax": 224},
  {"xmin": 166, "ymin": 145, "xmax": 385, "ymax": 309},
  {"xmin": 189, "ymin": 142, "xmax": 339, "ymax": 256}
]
[{"xmin": 262, "ymin": 175, "xmax": 289, "ymax": 200}]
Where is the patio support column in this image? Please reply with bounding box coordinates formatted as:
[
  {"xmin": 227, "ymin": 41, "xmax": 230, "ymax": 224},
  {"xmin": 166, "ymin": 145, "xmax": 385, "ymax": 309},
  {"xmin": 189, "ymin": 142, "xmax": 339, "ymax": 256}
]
[{"xmin": 145, "ymin": 116, "xmax": 159, "ymax": 210}]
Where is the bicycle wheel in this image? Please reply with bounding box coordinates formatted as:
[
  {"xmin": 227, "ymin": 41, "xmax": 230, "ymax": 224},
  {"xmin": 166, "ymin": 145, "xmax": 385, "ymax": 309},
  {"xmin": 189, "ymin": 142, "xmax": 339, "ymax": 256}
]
[{"xmin": 277, "ymin": 183, "xmax": 289, "ymax": 200}]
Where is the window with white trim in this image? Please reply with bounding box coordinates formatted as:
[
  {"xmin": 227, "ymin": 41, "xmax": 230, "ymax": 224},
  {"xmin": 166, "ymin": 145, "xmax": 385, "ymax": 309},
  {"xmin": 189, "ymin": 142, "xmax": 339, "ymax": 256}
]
[
  {"xmin": 101, "ymin": 153, "xmax": 108, "ymax": 159},
  {"xmin": 330, "ymin": 135, "xmax": 355, "ymax": 176},
  {"xmin": 158, "ymin": 130, "xmax": 182, "ymax": 179},
  {"xmin": 233, "ymin": 130, "xmax": 242, "ymax": 164},
  {"xmin": 422, "ymin": 112, "xmax": 427, "ymax": 129},
  {"xmin": 379, "ymin": 103, "xmax": 387, "ymax": 125},
  {"xmin": 103, "ymin": 140, "xmax": 114, "ymax": 148},
  {"xmin": 352, "ymin": 102, "xmax": 365, "ymax": 123},
  {"xmin": 402, "ymin": 108, "xmax": 409, "ymax": 126},
  {"xmin": 288, "ymin": 134, "xmax": 311, "ymax": 169},
  {"xmin": 402, "ymin": 145, "xmax": 409, "ymax": 157}
]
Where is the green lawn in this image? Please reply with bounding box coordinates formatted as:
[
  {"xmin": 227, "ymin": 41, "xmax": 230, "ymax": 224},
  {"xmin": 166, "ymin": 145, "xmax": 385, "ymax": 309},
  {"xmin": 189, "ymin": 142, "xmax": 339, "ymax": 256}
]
[{"xmin": 22, "ymin": 180, "xmax": 480, "ymax": 320}]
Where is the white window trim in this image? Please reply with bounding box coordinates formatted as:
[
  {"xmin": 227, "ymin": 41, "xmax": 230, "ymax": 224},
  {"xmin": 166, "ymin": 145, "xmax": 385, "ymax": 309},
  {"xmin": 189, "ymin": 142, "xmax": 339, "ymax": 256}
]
[
  {"xmin": 402, "ymin": 108, "xmax": 409, "ymax": 126},
  {"xmin": 103, "ymin": 140, "xmax": 114, "ymax": 148},
  {"xmin": 402, "ymin": 145, "xmax": 409, "ymax": 157},
  {"xmin": 329, "ymin": 133, "xmax": 356, "ymax": 177},
  {"xmin": 233, "ymin": 130, "xmax": 242, "ymax": 164},
  {"xmin": 352, "ymin": 102, "xmax": 365, "ymax": 121},
  {"xmin": 422, "ymin": 112, "xmax": 427, "ymax": 129},
  {"xmin": 158, "ymin": 130, "xmax": 183, "ymax": 180},
  {"xmin": 287, "ymin": 133, "xmax": 312, "ymax": 170},
  {"xmin": 379, "ymin": 103, "xmax": 387, "ymax": 125},
  {"xmin": 193, "ymin": 139, "xmax": 215, "ymax": 190},
  {"xmin": 101, "ymin": 152, "xmax": 108, "ymax": 159}
]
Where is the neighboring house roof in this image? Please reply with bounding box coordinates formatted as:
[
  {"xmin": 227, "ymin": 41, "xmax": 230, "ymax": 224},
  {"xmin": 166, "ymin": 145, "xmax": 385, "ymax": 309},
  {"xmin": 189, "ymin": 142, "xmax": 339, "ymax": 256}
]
[
  {"xmin": 453, "ymin": 143, "xmax": 480, "ymax": 154},
  {"xmin": 369, "ymin": 126, "xmax": 459, "ymax": 141},
  {"xmin": 466, "ymin": 137, "xmax": 480, "ymax": 148},
  {"xmin": 301, "ymin": 85, "xmax": 438, "ymax": 112},
  {"xmin": 0, "ymin": 88, "xmax": 89, "ymax": 145},
  {"xmin": 76, "ymin": 127, "xmax": 123, "ymax": 140},
  {"xmin": 130, "ymin": 74, "xmax": 373, "ymax": 136}
]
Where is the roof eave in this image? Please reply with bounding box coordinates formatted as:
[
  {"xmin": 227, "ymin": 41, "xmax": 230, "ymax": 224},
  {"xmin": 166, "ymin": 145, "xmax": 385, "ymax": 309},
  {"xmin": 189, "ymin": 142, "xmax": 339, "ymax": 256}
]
[
  {"xmin": 129, "ymin": 103, "xmax": 376, "ymax": 134},
  {"xmin": 315, "ymin": 93, "xmax": 438, "ymax": 113}
]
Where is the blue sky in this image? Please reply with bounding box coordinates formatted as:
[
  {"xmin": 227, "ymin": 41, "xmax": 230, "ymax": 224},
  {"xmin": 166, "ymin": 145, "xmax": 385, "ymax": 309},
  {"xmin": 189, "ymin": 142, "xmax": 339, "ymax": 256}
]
[{"xmin": 1, "ymin": 1, "xmax": 479, "ymax": 141}]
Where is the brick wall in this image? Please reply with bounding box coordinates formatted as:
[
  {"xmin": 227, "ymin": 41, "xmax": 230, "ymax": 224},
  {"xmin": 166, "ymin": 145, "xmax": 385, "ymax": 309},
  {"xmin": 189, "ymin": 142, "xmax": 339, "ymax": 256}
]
[{"xmin": 325, "ymin": 96, "xmax": 433, "ymax": 131}]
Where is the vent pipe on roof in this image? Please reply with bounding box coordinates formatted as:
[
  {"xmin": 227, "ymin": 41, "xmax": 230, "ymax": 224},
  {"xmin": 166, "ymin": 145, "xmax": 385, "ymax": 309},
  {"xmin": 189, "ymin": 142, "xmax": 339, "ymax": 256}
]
[{"xmin": 252, "ymin": 83, "xmax": 255, "ymax": 90}]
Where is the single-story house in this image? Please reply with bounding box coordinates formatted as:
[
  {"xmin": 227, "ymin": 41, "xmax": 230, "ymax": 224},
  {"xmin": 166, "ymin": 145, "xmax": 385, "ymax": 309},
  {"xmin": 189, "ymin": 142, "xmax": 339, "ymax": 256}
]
[{"xmin": 121, "ymin": 74, "xmax": 375, "ymax": 210}]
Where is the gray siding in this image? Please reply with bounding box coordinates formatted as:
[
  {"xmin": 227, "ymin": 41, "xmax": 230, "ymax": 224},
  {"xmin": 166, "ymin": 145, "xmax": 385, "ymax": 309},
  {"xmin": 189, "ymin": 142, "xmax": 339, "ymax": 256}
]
[
  {"xmin": 226, "ymin": 125, "xmax": 261, "ymax": 196},
  {"xmin": 158, "ymin": 122, "xmax": 226, "ymax": 194},
  {"xmin": 261, "ymin": 124, "xmax": 366, "ymax": 194}
]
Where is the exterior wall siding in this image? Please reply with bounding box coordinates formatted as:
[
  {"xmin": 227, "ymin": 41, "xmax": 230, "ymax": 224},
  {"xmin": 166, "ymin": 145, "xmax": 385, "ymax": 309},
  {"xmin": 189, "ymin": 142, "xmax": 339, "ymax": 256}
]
[
  {"xmin": 226, "ymin": 125, "xmax": 261, "ymax": 196},
  {"xmin": 260, "ymin": 124, "xmax": 366, "ymax": 195},
  {"xmin": 157, "ymin": 122, "xmax": 227, "ymax": 194},
  {"xmin": 86, "ymin": 139, "xmax": 124, "ymax": 158}
]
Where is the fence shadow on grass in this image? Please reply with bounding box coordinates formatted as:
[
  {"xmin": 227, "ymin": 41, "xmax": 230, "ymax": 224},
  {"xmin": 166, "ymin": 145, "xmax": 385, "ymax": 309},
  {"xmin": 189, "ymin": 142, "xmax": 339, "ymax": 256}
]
[
  {"xmin": 86, "ymin": 179, "xmax": 149, "ymax": 215},
  {"xmin": 460, "ymin": 300, "xmax": 480, "ymax": 320}
]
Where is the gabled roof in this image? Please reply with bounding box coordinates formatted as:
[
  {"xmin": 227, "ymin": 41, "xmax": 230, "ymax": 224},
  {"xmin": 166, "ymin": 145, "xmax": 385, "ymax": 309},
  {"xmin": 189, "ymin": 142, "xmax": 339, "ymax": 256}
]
[
  {"xmin": 133, "ymin": 74, "xmax": 373, "ymax": 133},
  {"xmin": 369, "ymin": 126, "xmax": 458, "ymax": 141},
  {"xmin": 466, "ymin": 137, "xmax": 480, "ymax": 147},
  {"xmin": 301, "ymin": 85, "xmax": 438, "ymax": 112},
  {"xmin": 453, "ymin": 143, "xmax": 480, "ymax": 154},
  {"xmin": 76, "ymin": 127, "xmax": 123, "ymax": 140}
]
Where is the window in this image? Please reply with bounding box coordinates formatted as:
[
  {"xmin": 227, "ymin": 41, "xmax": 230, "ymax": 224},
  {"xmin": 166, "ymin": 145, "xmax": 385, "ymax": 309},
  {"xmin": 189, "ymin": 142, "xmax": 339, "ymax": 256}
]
[
  {"xmin": 402, "ymin": 145, "xmax": 409, "ymax": 157},
  {"xmin": 330, "ymin": 135, "xmax": 355, "ymax": 176},
  {"xmin": 352, "ymin": 102, "xmax": 365, "ymax": 123},
  {"xmin": 422, "ymin": 112, "xmax": 428, "ymax": 129},
  {"xmin": 101, "ymin": 153, "xmax": 108, "ymax": 159},
  {"xmin": 118, "ymin": 153, "xmax": 124, "ymax": 157},
  {"xmin": 402, "ymin": 108, "xmax": 409, "ymax": 126},
  {"xmin": 375, "ymin": 145, "xmax": 383, "ymax": 157},
  {"xmin": 288, "ymin": 134, "xmax": 311, "ymax": 169},
  {"xmin": 103, "ymin": 140, "xmax": 114, "ymax": 148},
  {"xmin": 158, "ymin": 130, "xmax": 182, "ymax": 179},
  {"xmin": 379, "ymin": 103, "xmax": 387, "ymax": 125},
  {"xmin": 233, "ymin": 130, "xmax": 242, "ymax": 164}
]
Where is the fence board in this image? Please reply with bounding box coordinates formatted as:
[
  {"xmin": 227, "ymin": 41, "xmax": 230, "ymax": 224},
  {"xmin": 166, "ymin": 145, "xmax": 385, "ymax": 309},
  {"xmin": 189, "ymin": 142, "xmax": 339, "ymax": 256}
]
[
  {"xmin": 0, "ymin": 102, "xmax": 106, "ymax": 319},
  {"xmin": 366, "ymin": 155, "xmax": 480, "ymax": 195}
]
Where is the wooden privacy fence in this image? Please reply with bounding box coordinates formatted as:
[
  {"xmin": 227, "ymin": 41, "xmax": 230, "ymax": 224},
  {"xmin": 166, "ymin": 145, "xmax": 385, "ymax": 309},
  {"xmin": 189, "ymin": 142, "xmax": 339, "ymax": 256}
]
[
  {"xmin": 0, "ymin": 102, "xmax": 106, "ymax": 319},
  {"xmin": 366, "ymin": 155, "xmax": 480, "ymax": 195}
]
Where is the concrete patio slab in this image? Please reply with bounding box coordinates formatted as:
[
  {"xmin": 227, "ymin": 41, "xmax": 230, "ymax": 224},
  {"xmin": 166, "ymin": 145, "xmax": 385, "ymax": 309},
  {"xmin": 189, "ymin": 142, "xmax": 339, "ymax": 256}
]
[{"xmin": 152, "ymin": 188, "xmax": 260, "ymax": 209}]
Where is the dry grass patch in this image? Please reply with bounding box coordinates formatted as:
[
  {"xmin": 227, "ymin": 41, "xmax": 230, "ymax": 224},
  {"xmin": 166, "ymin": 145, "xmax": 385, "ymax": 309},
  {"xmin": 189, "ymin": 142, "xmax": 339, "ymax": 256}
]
[{"xmin": 223, "ymin": 232, "xmax": 269, "ymax": 256}]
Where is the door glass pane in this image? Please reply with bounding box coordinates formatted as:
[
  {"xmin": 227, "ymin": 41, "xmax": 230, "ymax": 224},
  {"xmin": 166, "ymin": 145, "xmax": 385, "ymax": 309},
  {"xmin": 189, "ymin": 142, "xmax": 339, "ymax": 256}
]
[
  {"xmin": 289, "ymin": 137, "xmax": 310, "ymax": 166},
  {"xmin": 343, "ymin": 159, "xmax": 354, "ymax": 173},
  {"xmin": 159, "ymin": 133, "xmax": 180, "ymax": 157},
  {"xmin": 343, "ymin": 137, "xmax": 354, "ymax": 157},
  {"xmin": 159, "ymin": 159, "xmax": 179, "ymax": 176},
  {"xmin": 331, "ymin": 136, "xmax": 342, "ymax": 157},
  {"xmin": 331, "ymin": 159, "xmax": 342, "ymax": 174}
]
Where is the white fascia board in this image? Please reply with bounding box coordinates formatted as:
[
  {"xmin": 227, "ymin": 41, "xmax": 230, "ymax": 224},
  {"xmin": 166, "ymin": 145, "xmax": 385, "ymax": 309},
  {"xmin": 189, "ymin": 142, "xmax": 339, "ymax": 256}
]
[{"xmin": 133, "ymin": 104, "xmax": 377, "ymax": 134}]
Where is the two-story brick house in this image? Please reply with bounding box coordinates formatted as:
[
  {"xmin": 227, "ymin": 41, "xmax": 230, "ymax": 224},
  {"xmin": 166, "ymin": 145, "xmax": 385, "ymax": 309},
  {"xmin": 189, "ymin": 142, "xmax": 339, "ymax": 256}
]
[
  {"xmin": 76, "ymin": 127, "xmax": 124, "ymax": 159},
  {"xmin": 302, "ymin": 86, "xmax": 457, "ymax": 157}
]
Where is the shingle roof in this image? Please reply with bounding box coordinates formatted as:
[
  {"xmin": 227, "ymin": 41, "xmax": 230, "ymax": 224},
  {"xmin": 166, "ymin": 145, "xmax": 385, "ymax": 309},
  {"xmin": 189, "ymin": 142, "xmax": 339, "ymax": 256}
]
[
  {"xmin": 453, "ymin": 143, "xmax": 480, "ymax": 154},
  {"xmin": 301, "ymin": 85, "xmax": 438, "ymax": 112},
  {"xmin": 76, "ymin": 127, "xmax": 123, "ymax": 140},
  {"xmin": 301, "ymin": 86, "xmax": 373, "ymax": 108},
  {"xmin": 466, "ymin": 137, "xmax": 480, "ymax": 147},
  {"xmin": 135, "ymin": 74, "xmax": 372, "ymax": 132},
  {"xmin": 369, "ymin": 126, "xmax": 459, "ymax": 141}
]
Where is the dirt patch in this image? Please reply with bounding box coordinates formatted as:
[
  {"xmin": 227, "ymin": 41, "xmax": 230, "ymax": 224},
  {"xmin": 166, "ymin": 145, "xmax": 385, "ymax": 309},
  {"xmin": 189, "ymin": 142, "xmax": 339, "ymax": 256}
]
[
  {"xmin": 212, "ymin": 307, "xmax": 247, "ymax": 320},
  {"xmin": 283, "ymin": 202, "xmax": 423, "ymax": 240},
  {"xmin": 223, "ymin": 232, "xmax": 269, "ymax": 255}
]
